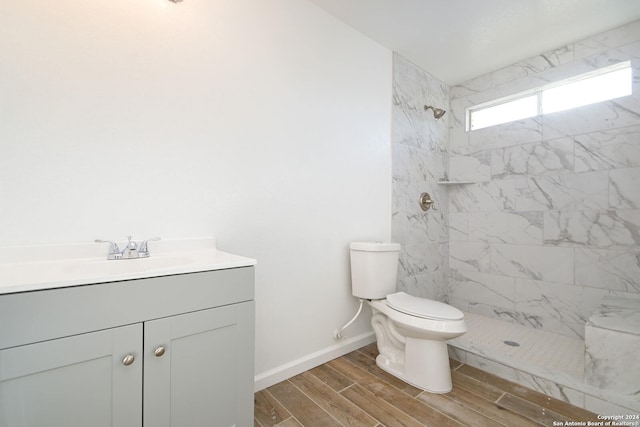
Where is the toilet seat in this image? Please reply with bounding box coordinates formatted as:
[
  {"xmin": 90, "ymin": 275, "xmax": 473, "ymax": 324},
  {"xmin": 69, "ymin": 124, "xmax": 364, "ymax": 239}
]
[
  {"xmin": 368, "ymin": 298, "xmax": 466, "ymax": 340},
  {"xmin": 386, "ymin": 292, "xmax": 464, "ymax": 321}
]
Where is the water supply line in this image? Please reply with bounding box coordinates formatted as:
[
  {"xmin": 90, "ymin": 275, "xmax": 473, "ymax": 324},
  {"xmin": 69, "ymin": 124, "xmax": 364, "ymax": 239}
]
[{"xmin": 334, "ymin": 299, "xmax": 364, "ymax": 340}]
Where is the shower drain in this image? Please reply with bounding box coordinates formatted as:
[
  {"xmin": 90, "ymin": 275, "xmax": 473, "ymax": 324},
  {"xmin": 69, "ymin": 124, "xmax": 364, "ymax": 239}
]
[{"xmin": 503, "ymin": 340, "xmax": 520, "ymax": 347}]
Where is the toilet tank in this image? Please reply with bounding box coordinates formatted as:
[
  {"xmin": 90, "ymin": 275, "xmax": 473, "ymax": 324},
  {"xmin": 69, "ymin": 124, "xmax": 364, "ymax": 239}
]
[{"xmin": 350, "ymin": 242, "xmax": 401, "ymax": 299}]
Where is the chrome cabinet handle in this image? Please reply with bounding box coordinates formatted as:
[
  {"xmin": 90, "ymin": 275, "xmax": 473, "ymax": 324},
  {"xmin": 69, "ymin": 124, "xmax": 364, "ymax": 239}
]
[
  {"xmin": 154, "ymin": 346, "xmax": 166, "ymax": 357},
  {"xmin": 122, "ymin": 354, "xmax": 135, "ymax": 366}
]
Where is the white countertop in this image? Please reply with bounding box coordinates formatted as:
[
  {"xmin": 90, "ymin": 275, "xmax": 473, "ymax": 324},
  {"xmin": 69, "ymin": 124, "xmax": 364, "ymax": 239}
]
[{"xmin": 0, "ymin": 238, "xmax": 256, "ymax": 295}]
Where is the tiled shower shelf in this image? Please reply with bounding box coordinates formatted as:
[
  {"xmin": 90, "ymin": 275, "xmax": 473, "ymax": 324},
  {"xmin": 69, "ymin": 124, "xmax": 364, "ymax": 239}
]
[{"xmin": 437, "ymin": 180, "xmax": 476, "ymax": 185}]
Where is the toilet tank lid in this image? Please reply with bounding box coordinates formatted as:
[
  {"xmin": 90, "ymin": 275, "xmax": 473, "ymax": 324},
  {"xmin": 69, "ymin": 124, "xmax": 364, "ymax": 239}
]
[
  {"xmin": 386, "ymin": 292, "xmax": 464, "ymax": 321},
  {"xmin": 350, "ymin": 242, "xmax": 401, "ymax": 251}
]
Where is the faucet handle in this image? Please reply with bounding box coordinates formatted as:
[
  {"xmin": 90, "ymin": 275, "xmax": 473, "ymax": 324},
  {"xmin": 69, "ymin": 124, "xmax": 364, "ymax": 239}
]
[
  {"xmin": 95, "ymin": 239, "xmax": 121, "ymax": 258},
  {"xmin": 139, "ymin": 237, "xmax": 161, "ymax": 255},
  {"xmin": 125, "ymin": 235, "xmax": 138, "ymax": 250}
]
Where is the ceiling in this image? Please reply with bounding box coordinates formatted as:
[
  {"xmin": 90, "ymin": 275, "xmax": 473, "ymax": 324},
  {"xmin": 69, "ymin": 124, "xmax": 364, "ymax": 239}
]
[{"xmin": 307, "ymin": 0, "xmax": 640, "ymax": 86}]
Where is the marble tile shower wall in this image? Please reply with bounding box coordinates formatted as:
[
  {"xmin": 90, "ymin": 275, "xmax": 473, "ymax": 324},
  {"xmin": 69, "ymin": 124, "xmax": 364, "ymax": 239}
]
[
  {"xmin": 392, "ymin": 54, "xmax": 450, "ymax": 301},
  {"xmin": 448, "ymin": 21, "xmax": 640, "ymax": 339}
]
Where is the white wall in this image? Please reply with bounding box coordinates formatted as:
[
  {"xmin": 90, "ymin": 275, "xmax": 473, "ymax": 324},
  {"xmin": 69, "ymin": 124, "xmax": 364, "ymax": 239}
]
[{"xmin": 0, "ymin": 0, "xmax": 392, "ymax": 387}]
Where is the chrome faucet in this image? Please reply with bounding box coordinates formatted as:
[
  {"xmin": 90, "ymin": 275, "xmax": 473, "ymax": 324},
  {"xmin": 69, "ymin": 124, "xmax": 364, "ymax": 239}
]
[
  {"xmin": 96, "ymin": 236, "xmax": 161, "ymax": 260},
  {"xmin": 138, "ymin": 237, "xmax": 161, "ymax": 257},
  {"xmin": 121, "ymin": 236, "xmax": 139, "ymax": 259}
]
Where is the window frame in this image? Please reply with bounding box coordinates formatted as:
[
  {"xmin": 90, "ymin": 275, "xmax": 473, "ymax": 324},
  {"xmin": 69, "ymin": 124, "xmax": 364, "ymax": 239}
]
[{"xmin": 466, "ymin": 60, "xmax": 633, "ymax": 132}]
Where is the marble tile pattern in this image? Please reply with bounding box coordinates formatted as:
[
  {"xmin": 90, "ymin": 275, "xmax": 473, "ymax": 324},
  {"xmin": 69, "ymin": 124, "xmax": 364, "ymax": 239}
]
[
  {"xmin": 585, "ymin": 295, "xmax": 640, "ymax": 397},
  {"xmin": 448, "ymin": 20, "xmax": 640, "ymax": 343},
  {"xmin": 391, "ymin": 53, "xmax": 450, "ymax": 301}
]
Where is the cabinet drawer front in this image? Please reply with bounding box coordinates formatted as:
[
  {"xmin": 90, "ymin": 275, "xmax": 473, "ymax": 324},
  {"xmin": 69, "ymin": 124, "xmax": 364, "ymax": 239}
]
[
  {"xmin": 0, "ymin": 325, "xmax": 142, "ymax": 427},
  {"xmin": 0, "ymin": 267, "xmax": 254, "ymax": 349}
]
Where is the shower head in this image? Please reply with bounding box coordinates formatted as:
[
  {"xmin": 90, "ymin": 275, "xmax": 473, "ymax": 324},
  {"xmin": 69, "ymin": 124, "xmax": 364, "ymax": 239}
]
[{"xmin": 424, "ymin": 105, "xmax": 446, "ymax": 120}]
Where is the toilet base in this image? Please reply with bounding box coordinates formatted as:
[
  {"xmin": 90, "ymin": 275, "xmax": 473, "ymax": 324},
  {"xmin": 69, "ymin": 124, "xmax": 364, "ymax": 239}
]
[
  {"xmin": 375, "ymin": 337, "xmax": 453, "ymax": 394},
  {"xmin": 369, "ymin": 301, "xmax": 464, "ymax": 394}
]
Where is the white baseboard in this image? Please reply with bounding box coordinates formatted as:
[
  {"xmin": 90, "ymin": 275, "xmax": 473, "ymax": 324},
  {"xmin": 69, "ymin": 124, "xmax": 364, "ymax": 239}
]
[{"xmin": 254, "ymin": 331, "xmax": 376, "ymax": 392}]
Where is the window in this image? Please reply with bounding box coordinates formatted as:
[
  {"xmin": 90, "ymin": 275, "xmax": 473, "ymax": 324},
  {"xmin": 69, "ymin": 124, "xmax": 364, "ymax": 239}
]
[{"xmin": 467, "ymin": 61, "xmax": 633, "ymax": 131}]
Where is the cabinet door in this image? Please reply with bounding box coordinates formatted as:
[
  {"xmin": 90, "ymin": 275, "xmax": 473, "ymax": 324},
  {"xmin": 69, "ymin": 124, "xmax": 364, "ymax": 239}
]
[
  {"xmin": 144, "ymin": 301, "xmax": 254, "ymax": 427},
  {"xmin": 0, "ymin": 324, "xmax": 142, "ymax": 427}
]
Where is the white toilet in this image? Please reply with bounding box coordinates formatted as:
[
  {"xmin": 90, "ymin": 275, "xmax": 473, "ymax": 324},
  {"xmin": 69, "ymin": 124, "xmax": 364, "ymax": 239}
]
[{"xmin": 350, "ymin": 242, "xmax": 466, "ymax": 393}]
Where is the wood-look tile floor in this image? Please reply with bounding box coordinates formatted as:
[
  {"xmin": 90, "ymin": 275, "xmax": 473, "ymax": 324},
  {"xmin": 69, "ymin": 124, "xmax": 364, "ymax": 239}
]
[{"xmin": 254, "ymin": 343, "xmax": 598, "ymax": 426}]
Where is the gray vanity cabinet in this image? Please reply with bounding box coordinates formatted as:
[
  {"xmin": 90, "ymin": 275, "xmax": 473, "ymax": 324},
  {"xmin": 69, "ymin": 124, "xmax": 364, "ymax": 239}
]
[{"xmin": 0, "ymin": 267, "xmax": 255, "ymax": 427}]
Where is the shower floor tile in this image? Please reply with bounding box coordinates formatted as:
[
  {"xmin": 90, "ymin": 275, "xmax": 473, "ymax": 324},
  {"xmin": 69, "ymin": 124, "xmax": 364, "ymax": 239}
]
[{"xmin": 450, "ymin": 312, "xmax": 585, "ymax": 381}]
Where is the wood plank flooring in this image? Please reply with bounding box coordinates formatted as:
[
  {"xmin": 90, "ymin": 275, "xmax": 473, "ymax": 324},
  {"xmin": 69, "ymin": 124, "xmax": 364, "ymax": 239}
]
[{"xmin": 254, "ymin": 343, "xmax": 599, "ymax": 426}]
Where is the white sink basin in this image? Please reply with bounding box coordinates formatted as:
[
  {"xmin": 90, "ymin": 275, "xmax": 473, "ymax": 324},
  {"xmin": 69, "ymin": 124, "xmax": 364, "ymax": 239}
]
[
  {"xmin": 0, "ymin": 238, "xmax": 256, "ymax": 295},
  {"xmin": 64, "ymin": 255, "xmax": 194, "ymax": 277}
]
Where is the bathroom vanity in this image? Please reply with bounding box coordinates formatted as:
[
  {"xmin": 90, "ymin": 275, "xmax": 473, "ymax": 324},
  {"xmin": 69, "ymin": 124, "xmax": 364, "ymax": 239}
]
[{"xmin": 0, "ymin": 239, "xmax": 255, "ymax": 427}]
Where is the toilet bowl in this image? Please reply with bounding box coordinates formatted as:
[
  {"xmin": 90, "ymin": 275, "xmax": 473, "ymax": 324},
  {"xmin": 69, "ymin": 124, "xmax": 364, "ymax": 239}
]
[
  {"xmin": 369, "ymin": 292, "xmax": 466, "ymax": 393},
  {"xmin": 350, "ymin": 242, "xmax": 466, "ymax": 393}
]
